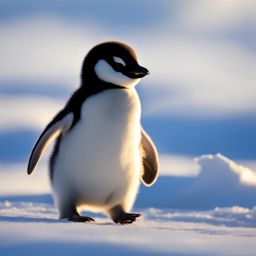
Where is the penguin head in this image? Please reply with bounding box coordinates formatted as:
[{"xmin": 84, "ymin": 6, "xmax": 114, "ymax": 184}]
[{"xmin": 81, "ymin": 41, "xmax": 149, "ymax": 88}]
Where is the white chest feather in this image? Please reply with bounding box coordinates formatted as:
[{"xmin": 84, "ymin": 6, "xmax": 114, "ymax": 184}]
[{"xmin": 53, "ymin": 88, "xmax": 142, "ymax": 210}]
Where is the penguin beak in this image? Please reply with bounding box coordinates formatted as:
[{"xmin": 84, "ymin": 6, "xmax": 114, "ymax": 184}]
[{"xmin": 127, "ymin": 65, "xmax": 150, "ymax": 79}]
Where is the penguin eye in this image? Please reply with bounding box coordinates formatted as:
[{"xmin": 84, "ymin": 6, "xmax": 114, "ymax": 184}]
[{"xmin": 113, "ymin": 56, "xmax": 126, "ymax": 67}]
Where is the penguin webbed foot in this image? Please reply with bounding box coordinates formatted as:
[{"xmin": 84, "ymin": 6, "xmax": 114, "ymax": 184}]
[
  {"xmin": 110, "ymin": 205, "xmax": 141, "ymax": 225},
  {"xmin": 68, "ymin": 214, "xmax": 95, "ymax": 223},
  {"xmin": 113, "ymin": 212, "xmax": 141, "ymax": 225}
]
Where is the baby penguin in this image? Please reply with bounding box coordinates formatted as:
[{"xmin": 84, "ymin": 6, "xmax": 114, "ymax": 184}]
[{"xmin": 27, "ymin": 41, "xmax": 158, "ymax": 224}]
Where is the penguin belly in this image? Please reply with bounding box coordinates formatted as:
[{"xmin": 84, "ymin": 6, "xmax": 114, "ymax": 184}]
[{"xmin": 52, "ymin": 89, "xmax": 142, "ymax": 212}]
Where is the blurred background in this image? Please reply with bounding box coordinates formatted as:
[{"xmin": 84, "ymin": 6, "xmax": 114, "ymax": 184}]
[{"xmin": 0, "ymin": 0, "xmax": 256, "ymax": 177}]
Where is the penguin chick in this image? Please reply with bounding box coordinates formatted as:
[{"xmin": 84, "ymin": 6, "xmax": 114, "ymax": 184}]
[{"xmin": 27, "ymin": 41, "xmax": 159, "ymax": 224}]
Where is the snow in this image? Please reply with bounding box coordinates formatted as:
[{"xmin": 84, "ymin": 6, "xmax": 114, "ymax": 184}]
[
  {"xmin": 1, "ymin": 154, "xmax": 256, "ymax": 255},
  {"xmin": 0, "ymin": 162, "xmax": 50, "ymax": 196},
  {"xmin": 159, "ymin": 154, "xmax": 200, "ymax": 177},
  {"xmin": 137, "ymin": 154, "xmax": 256, "ymax": 210},
  {"xmin": 196, "ymin": 154, "xmax": 256, "ymax": 186},
  {"xmin": 1, "ymin": 202, "xmax": 256, "ymax": 256}
]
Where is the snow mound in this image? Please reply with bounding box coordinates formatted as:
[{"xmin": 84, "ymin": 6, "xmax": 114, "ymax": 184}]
[
  {"xmin": 137, "ymin": 154, "xmax": 256, "ymax": 210},
  {"xmin": 196, "ymin": 153, "xmax": 256, "ymax": 186}
]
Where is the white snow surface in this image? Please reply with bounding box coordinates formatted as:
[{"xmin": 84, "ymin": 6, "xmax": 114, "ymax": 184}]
[
  {"xmin": 196, "ymin": 154, "xmax": 256, "ymax": 186},
  {"xmin": 0, "ymin": 201, "xmax": 256, "ymax": 256},
  {"xmin": 0, "ymin": 154, "xmax": 256, "ymax": 255}
]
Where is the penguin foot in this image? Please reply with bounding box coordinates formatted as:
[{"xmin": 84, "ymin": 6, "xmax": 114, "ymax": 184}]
[
  {"xmin": 113, "ymin": 212, "xmax": 141, "ymax": 225},
  {"xmin": 109, "ymin": 204, "xmax": 141, "ymax": 225},
  {"xmin": 68, "ymin": 214, "xmax": 95, "ymax": 223}
]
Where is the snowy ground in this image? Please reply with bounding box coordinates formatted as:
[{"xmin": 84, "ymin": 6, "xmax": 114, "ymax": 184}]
[
  {"xmin": 1, "ymin": 203, "xmax": 256, "ymax": 256},
  {"xmin": 1, "ymin": 154, "xmax": 256, "ymax": 255},
  {"xmin": 1, "ymin": 201, "xmax": 256, "ymax": 256}
]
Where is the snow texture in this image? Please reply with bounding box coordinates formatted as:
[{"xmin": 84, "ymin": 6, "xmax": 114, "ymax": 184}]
[
  {"xmin": 0, "ymin": 201, "xmax": 256, "ymax": 256},
  {"xmin": 137, "ymin": 154, "xmax": 256, "ymax": 210},
  {"xmin": 1, "ymin": 154, "xmax": 256, "ymax": 255}
]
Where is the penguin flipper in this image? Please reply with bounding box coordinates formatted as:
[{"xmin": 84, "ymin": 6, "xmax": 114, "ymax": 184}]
[
  {"xmin": 140, "ymin": 127, "xmax": 159, "ymax": 186},
  {"xmin": 27, "ymin": 112, "xmax": 73, "ymax": 175}
]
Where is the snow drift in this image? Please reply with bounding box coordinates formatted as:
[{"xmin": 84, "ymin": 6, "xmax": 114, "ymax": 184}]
[{"xmin": 137, "ymin": 154, "xmax": 256, "ymax": 210}]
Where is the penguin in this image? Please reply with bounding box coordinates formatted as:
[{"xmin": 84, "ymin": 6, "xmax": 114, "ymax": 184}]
[{"xmin": 27, "ymin": 41, "xmax": 158, "ymax": 224}]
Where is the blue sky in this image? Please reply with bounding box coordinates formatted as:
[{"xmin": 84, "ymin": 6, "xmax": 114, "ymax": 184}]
[{"xmin": 0, "ymin": 0, "xmax": 256, "ymax": 163}]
